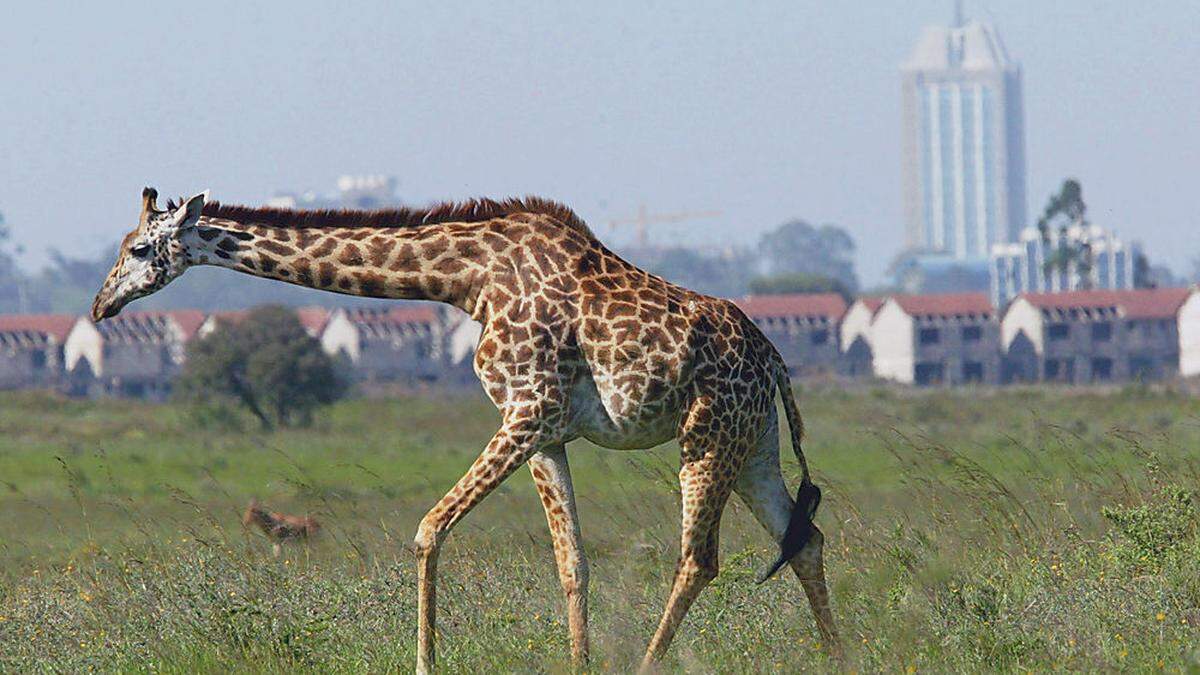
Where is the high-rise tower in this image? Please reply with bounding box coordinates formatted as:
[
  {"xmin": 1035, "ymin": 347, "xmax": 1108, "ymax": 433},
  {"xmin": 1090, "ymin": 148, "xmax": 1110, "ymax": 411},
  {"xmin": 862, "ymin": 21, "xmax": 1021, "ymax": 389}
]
[{"xmin": 901, "ymin": 10, "xmax": 1027, "ymax": 260}]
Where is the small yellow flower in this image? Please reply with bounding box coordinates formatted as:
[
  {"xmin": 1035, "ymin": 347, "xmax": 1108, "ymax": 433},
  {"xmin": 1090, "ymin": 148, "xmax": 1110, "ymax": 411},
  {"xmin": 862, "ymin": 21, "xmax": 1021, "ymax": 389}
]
[
  {"xmin": 906, "ymin": 665, "xmax": 917, "ymax": 674},
  {"xmin": 1119, "ymin": 649, "xmax": 1128, "ymax": 659},
  {"xmin": 1156, "ymin": 612, "xmax": 1165, "ymax": 622}
]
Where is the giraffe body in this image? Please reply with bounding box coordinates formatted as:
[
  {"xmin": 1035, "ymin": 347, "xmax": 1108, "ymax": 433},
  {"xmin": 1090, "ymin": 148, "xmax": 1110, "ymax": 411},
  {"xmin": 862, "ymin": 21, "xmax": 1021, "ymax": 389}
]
[{"xmin": 91, "ymin": 189, "xmax": 838, "ymax": 671}]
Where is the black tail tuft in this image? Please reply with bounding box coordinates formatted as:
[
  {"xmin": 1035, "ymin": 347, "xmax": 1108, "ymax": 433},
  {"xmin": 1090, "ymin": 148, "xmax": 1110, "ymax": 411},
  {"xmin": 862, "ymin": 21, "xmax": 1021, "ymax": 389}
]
[{"xmin": 756, "ymin": 480, "xmax": 822, "ymax": 584}]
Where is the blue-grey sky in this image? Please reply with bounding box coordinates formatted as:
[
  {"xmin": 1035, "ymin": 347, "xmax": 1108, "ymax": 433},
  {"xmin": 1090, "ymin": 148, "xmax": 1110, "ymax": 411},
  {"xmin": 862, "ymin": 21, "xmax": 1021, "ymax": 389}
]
[{"xmin": 2, "ymin": 1, "xmax": 1197, "ymax": 285}]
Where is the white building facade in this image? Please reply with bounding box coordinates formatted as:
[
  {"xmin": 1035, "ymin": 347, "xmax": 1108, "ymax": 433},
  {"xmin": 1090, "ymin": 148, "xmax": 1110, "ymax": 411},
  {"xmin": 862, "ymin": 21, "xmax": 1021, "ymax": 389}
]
[{"xmin": 990, "ymin": 223, "xmax": 1141, "ymax": 307}]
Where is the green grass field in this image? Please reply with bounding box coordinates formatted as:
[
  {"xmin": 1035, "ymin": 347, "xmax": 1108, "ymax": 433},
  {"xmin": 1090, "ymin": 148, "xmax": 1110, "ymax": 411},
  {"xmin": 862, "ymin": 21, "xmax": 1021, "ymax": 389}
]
[{"xmin": 1, "ymin": 385, "xmax": 1199, "ymax": 672}]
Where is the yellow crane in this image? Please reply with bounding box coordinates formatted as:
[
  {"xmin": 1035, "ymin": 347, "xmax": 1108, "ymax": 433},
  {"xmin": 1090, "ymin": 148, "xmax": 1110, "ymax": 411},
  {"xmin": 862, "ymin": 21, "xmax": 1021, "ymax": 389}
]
[{"xmin": 607, "ymin": 205, "xmax": 722, "ymax": 248}]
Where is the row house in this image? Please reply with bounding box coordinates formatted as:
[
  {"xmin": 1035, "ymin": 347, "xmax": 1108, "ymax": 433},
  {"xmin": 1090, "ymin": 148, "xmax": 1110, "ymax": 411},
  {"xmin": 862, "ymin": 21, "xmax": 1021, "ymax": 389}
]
[
  {"xmin": 735, "ymin": 293, "xmax": 847, "ymax": 377},
  {"xmin": 193, "ymin": 304, "xmax": 471, "ymax": 386},
  {"xmin": 1001, "ymin": 288, "xmax": 1192, "ymax": 384},
  {"xmin": 325, "ymin": 305, "xmax": 447, "ymax": 383},
  {"xmin": 0, "ymin": 314, "xmax": 75, "ymax": 389},
  {"xmin": 838, "ymin": 297, "xmax": 884, "ymax": 378},
  {"xmin": 63, "ymin": 310, "xmax": 206, "ymax": 398},
  {"xmin": 871, "ymin": 293, "xmax": 1000, "ymax": 385}
]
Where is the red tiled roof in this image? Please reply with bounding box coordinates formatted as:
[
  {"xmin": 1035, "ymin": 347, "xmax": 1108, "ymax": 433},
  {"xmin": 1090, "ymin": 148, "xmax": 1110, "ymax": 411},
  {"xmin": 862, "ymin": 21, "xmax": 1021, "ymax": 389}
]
[
  {"xmin": 735, "ymin": 293, "xmax": 847, "ymax": 320},
  {"xmin": 1019, "ymin": 288, "xmax": 1192, "ymax": 319},
  {"xmin": 890, "ymin": 292, "xmax": 993, "ymax": 317},
  {"xmin": 294, "ymin": 307, "xmax": 332, "ymax": 334},
  {"xmin": 0, "ymin": 313, "xmax": 76, "ymax": 341},
  {"xmin": 205, "ymin": 307, "xmax": 331, "ymax": 335},
  {"xmin": 162, "ymin": 310, "xmax": 207, "ymax": 339},
  {"xmin": 853, "ymin": 297, "xmax": 885, "ymax": 315},
  {"xmin": 98, "ymin": 309, "xmax": 207, "ymax": 342}
]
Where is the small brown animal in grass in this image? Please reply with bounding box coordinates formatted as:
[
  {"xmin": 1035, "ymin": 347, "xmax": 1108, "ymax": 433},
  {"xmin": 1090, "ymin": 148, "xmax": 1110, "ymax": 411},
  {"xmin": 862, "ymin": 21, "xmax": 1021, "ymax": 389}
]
[{"xmin": 242, "ymin": 498, "xmax": 320, "ymax": 557}]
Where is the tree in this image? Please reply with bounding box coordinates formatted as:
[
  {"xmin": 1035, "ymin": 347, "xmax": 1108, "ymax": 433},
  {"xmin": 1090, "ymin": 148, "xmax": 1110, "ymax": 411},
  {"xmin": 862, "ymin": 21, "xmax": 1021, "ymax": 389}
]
[
  {"xmin": 1037, "ymin": 178, "xmax": 1096, "ymax": 285},
  {"xmin": 630, "ymin": 245, "xmax": 756, "ymax": 297},
  {"xmin": 176, "ymin": 306, "xmax": 347, "ymax": 429},
  {"xmin": 747, "ymin": 272, "xmax": 852, "ymax": 301},
  {"xmin": 757, "ymin": 220, "xmax": 858, "ymax": 292},
  {"xmin": 0, "ymin": 211, "xmax": 31, "ymax": 313}
]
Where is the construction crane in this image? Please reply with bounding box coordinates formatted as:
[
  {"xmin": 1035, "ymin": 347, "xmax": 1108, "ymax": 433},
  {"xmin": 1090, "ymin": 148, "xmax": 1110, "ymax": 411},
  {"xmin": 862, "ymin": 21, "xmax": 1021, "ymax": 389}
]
[{"xmin": 607, "ymin": 205, "xmax": 722, "ymax": 248}]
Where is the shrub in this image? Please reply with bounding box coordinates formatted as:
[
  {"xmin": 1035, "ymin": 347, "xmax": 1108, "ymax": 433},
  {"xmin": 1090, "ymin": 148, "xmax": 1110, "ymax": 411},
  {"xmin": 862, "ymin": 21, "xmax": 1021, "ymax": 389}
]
[
  {"xmin": 176, "ymin": 306, "xmax": 347, "ymax": 429},
  {"xmin": 1102, "ymin": 487, "xmax": 1197, "ymax": 572}
]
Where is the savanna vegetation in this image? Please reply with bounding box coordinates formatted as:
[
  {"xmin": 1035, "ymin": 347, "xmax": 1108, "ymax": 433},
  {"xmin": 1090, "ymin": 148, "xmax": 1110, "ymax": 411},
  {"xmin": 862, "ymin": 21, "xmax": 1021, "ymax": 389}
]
[{"xmin": 1, "ymin": 386, "xmax": 1198, "ymax": 672}]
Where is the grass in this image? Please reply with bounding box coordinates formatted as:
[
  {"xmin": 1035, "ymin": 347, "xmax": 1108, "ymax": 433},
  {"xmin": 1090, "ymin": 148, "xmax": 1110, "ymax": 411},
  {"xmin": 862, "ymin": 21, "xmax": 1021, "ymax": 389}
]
[{"xmin": 1, "ymin": 385, "xmax": 1199, "ymax": 671}]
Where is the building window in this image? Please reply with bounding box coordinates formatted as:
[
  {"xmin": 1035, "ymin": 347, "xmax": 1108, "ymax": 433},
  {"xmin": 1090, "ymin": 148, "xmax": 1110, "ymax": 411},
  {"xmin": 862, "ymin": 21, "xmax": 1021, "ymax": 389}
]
[
  {"xmin": 31, "ymin": 350, "xmax": 47, "ymax": 370},
  {"xmin": 1044, "ymin": 358, "xmax": 1075, "ymax": 383},
  {"xmin": 918, "ymin": 327, "xmax": 940, "ymax": 345},
  {"xmin": 961, "ymin": 325, "xmax": 982, "ymax": 342},
  {"xmin": 1047, "ymin": 324, "xmax": 1069, "ymax": 341},
  {"xmin": 915, "ymin": 362, "xmax": 944, "ymax": 386},
  {"xmin": 810, "ymin": 329, "xmax": 829, "ymax": 346},
  {"xmin": 1129, "ymin": 356, "xmax": 1154, "ymax": 379},
  {"xmin": 1091, "ymin": 357, "xmax": 1113, "ymax": 381},
  {"xmin": 962, "ymin": 361, "xmax": 984, "ymax": 382},
  {"xmin": 1091, "ymin": 322, "xmax": 1112, "ymax": 342}
]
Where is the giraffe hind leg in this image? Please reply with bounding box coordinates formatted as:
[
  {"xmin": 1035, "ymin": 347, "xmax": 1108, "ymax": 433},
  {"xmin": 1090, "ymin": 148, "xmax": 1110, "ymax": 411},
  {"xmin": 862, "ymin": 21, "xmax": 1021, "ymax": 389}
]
[{"xmin": 735, "ymin": 448, "xmax": 839, "ymax": 651}]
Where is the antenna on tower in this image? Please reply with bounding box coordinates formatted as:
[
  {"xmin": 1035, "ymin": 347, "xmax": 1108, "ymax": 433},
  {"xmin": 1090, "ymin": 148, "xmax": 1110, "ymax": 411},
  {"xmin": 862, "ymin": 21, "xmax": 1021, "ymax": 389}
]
[{"xmin": 953, "ymin": 0, "xmax": 964, "ymax": 27}]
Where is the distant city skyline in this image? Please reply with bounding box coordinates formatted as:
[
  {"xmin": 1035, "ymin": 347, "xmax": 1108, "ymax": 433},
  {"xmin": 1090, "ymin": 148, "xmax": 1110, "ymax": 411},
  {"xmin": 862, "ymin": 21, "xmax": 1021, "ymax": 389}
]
[{"xmin": 1, "ymin": 1, "xmax": 1197, "ymax": 287}]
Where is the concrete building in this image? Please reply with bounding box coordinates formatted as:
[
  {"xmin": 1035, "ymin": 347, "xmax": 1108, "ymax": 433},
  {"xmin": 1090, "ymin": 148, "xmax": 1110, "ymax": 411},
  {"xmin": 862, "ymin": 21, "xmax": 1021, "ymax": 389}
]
[
  {"xmin": 0, "ymin": 314, "xmax": 75, "ymax": 389},
  {"xmin": 267, "ymin": 175, "xmax": 400, "ymax": 210},
  {"xmin": 334, "ymin": 305, "xmax": 448, "ymax": 383},
  {"xmin": 63, "ymin": 310, "xmax": 205, "ymax": 398},
  {"xmin": 735, "ymin": 293, "xmax": 847, "ymax": 376},
  {"xmin": 839, "ymin": 298, "xmax": 884, "ymax": 378},
  {"xmin": 1001, "ymin": 288, "xmax": 1192, "ymax": 384},
  {"xmin": 901, "ymin": 13, "xmax": 1027, "ymax": 261},
  {"xmin": 872, "ymin": 292, "xmax": 999, "ymax": 385},
  {"xmin": 1178, "ymin": 290, "xmax": 1200, "ymax": 378},
  {"xmin": 991, "ymin": 223, "xmax": 1142, "ymax": 307}
]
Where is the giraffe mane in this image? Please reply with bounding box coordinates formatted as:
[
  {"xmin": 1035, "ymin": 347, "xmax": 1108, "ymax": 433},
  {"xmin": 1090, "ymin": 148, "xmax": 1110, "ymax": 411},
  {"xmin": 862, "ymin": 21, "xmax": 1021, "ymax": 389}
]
[{"xmin": 175, "ymin": 196, "xmax": 594, "ymax": 238}]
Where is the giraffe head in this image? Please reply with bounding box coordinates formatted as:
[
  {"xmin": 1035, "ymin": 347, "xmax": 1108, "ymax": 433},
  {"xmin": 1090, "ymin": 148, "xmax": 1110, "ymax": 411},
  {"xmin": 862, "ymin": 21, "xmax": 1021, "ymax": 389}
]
[{"xmin": 91, "ymin": 187, "xmax": 208, "ymax": 321}]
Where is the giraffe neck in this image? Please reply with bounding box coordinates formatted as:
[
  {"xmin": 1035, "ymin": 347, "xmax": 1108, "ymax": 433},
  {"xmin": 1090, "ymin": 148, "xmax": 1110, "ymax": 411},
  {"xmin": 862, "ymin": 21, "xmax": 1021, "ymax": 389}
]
[{"xmin": 182, "ymin": 216, "xmax": 490, "ymax": 314}]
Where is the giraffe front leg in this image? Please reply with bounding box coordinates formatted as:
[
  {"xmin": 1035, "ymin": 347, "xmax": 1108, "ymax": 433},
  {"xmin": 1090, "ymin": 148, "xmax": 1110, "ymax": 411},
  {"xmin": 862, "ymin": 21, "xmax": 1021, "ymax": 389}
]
[
  {"xmin": 413, "ymin": 418, "xmax": 547, "ymax": 674},
  {"xmin": 528, "ymin": 448, "xmax": 590, "ymax": 665}
]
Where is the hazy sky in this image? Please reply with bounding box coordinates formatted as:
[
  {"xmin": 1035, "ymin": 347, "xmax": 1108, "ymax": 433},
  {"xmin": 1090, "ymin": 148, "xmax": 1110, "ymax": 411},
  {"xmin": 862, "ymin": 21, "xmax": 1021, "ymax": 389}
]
[{"xmin": 2, "ymin": 1, "xmax": 1197, "ymax": 286}]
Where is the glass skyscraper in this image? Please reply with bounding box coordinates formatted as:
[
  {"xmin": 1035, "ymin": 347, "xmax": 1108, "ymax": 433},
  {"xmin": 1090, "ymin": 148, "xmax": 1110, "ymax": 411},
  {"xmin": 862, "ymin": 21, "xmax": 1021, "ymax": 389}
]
[{"xmin": 901, "ymin": 16, "xmax": 1027, "ymax": 261}]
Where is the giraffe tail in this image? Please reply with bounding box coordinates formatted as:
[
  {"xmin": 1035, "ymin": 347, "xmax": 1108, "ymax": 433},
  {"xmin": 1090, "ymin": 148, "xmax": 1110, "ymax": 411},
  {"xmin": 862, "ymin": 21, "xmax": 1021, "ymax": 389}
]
[{"xmin": 757, "ymin": 354, "xmax": 822, "ymax": 584}]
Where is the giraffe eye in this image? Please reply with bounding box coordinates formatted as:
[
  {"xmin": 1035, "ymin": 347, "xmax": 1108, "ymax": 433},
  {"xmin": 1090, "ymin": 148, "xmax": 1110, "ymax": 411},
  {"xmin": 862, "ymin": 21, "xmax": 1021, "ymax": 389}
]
[{"xmin": 131, "ymin": 243, "xmax": 152, "ymax": 258}]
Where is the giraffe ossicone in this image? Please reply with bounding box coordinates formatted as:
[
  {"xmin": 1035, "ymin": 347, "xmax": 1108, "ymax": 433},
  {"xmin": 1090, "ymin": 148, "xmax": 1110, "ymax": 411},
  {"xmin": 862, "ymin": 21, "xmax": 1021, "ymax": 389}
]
[{"xmin": 92, "ymin": 187, "xmax": 839, "ymax": 670}]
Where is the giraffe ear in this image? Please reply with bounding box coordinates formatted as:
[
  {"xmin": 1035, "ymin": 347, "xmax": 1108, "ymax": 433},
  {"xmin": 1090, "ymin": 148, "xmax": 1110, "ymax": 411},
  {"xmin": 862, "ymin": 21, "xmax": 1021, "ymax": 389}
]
[{"xmin": 170, "ymin": 190, "xmax": 209, "ymax": 232}]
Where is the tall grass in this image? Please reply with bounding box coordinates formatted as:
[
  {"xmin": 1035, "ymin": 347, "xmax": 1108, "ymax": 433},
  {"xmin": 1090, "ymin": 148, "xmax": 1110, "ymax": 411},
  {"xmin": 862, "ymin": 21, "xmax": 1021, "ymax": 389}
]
[{"xmin": 1, "ymin": 387, "xmax": 1199, "ymax": 671}]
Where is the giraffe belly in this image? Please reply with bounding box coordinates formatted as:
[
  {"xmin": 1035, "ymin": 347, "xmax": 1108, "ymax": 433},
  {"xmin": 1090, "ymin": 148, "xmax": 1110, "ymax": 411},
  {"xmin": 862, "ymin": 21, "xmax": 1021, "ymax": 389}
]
[{"xmin": 566, "ymin": 373, "xmax": 679, "ymax": 450}]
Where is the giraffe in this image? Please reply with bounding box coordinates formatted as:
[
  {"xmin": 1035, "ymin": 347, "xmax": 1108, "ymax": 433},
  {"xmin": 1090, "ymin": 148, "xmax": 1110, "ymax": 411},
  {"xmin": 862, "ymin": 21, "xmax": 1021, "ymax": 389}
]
[{"xmin": 92, "ymin": 187, "xmax": 839, "ymax": 671}]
